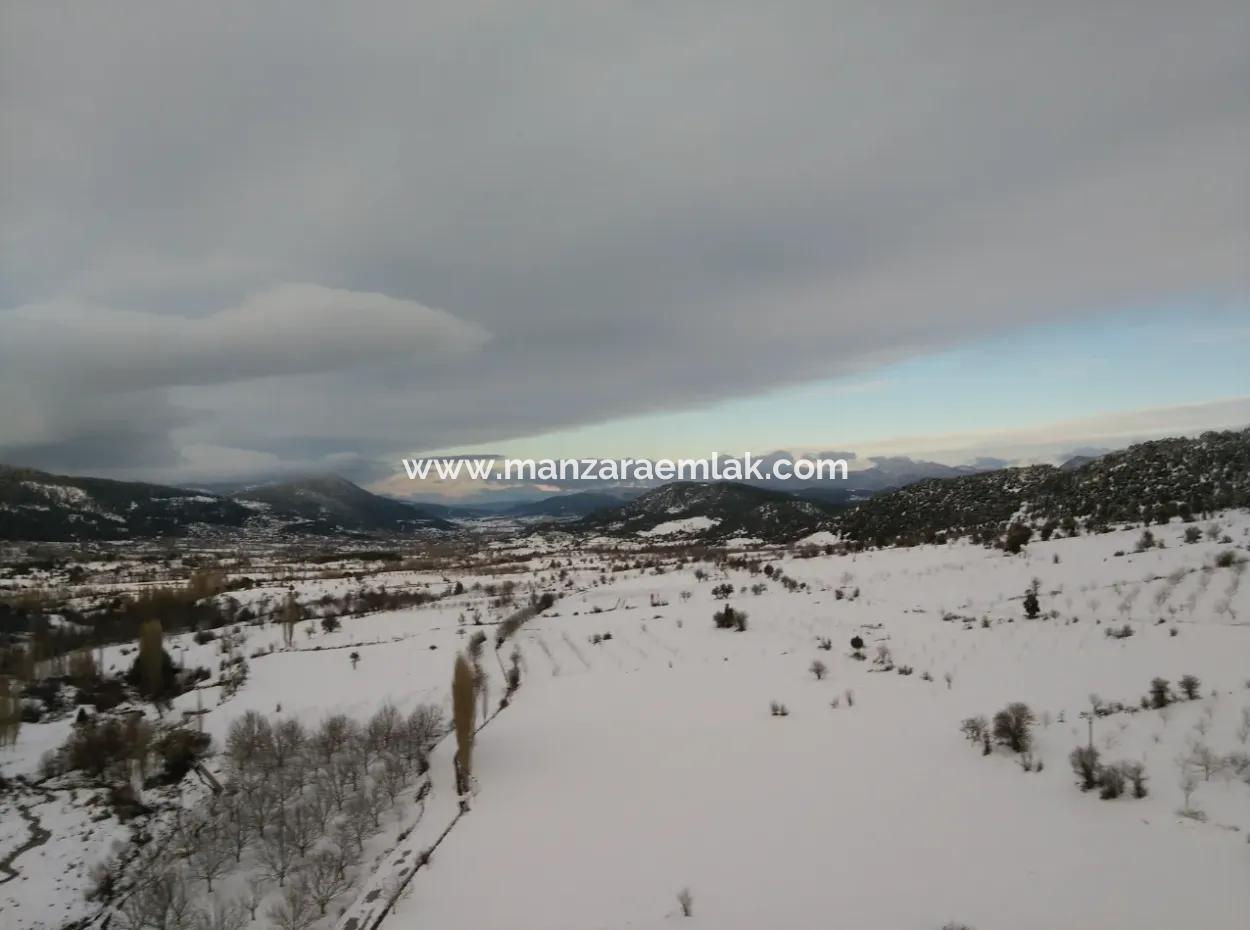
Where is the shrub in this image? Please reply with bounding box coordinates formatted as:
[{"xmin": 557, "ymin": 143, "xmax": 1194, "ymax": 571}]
[
  {"xmin": 1004, "ymin": 523, "xmax": 1032, "ymax": 554},
  {"xmin": 712, "ymin": 605, "xmax": 746, "ymax": 631},
  {"xmin": 1214, "ymin": 550, "xmax": 1238, "ymax": 568},
  {"xmin": 1070, "ymin": 745, "xmax": 1101, "ymax": 791},
  {"xmin": 992, "ymin": 702, "xmax": 1034, "ymax": 753},
  {"xmin": 1098, "ymin": 764, "xmax": 1125, "ymax": 799},
  {"xmin": 809, "ymin": 659, "xmax": 827, "ymax": 681},
  {"xmin": 1184, "ymin": 526, "xmax": 1202, "ymax": 544},
  {"xmin": 960, "ymin": 716, "xmax": 989, "ymax": 744},
  {"xmin": 1121, "ymin": 760, "xmax": 1148, "ymax": 798},
  {"xmin": 677, "ymin": 887, "xmax": 693, "ymax": 918},
  {"xmin": 320, "ymin": 616, "xmax": 341, "ymax": 634},
  {"xmin": 1023, "ymin": 588, "xmax": 1040, "ymax": 620},
  {"xmin": 769, "ymin": 701, "xmax": 789, "ymax": 717},
  {"xmin": 1149, "ymin": 677, "xmax": 1171, "ymax": 709},
  {"xmin": 1179, "ymin": 674, "xmax": 1201, "ymax": 700}
]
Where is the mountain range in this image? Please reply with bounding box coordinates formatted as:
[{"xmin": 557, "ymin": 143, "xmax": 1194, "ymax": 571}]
[{"xmin": 3, "ymin": 428, "xmax": 1246, "ymax": 545}]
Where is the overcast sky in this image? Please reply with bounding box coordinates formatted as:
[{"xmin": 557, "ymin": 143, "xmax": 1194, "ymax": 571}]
[{"xmin": 2, "ymin": 1, "xmax": 1248, "ymax": 493}]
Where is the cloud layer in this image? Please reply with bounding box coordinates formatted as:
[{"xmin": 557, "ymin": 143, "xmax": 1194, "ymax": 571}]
[{"xmin": 1, "ymin": 2, "xmax": 1247, "ymax": 480}]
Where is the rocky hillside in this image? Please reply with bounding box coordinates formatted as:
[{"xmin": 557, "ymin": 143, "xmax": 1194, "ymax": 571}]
[
  {"xmin": 576, "ymin": 481, "xmax": 838, "ymax": 541},
  {"xmin": 0, "ymin": 468, "xmax": 452, "ymax": 541},
  {"xmin": 836, "ymin": 428, "xmax": 1250, "ymax": 546},
  {"xmin": 229, "ymin": 475, "xmax": 452, "ymax": 533},
  {"xmin": 0, "ymin": 465, "xmax": 253, "ymax": 541}
]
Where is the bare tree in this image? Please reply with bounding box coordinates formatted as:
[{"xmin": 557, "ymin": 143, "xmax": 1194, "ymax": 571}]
[
  {"xmin": 225, "ymin": 711, "xmax": 273, "ymax": 778},
  {"xmin": 186, "ymin": 814, "xmax": 232, "ymax": 892},
  {"xmin": 242, "ymin": 778, "xmax": 278, "ymax": 837},
  {"xmin": 311, "ymin": 713, "xmax": 358, "ymax": 765},
  {"xmin": 366, "ymin": 703, "xmax": 402, "ymax": 756},
  {"xmin": 809, "ymin": 659, "xmax": 827, "ymax": 681},
  {"xmin": 317, "ymin": 757, "xmax": 353, "ymax": 811},
  {"xmin": 266, "ymin": 879, "xmax": 316, "ymax": 930},
  {"xmin": 242, "ymin": 876, "xmax": 268, "ymax": 921},
  {"xmin": 267, "ymin": 718, "xmax": 308, "ymax": 779},
  {"xmin": 1178, "ymin": 764, "xmax": 1200, "ymax": 813},
  {"xmin": 377, "ymin": 751, "xmax": 410, "ymax": 804},
  {"xmin": 256, "ymin": 816, "xmax": 298, "ymax": 887},
  {"xmin": 342, "ymin": 791, "xmax": 376, "ymax": 853},
  {"xmin": 301, "ymin": 850, "xmax": 355, "ymax": 916},
  {"xmin": 119, "ymin": 868, "xmax": 195, "ymax": 930},
  {"xmin": 287, "ymin": 799, "xmax": 322, "ymax": 857},
  {"xmin": 219, "ymin": 791, "xmax": 253, "ymax": 862},
  {"xmin": 192, "ymin": 896, "xmax": 248, "ymax": 930},
  {"xmin": 402, "ymin": 704, "xmax": 444, "ymax": 773},
  {"xmin": 677, "ymin": 887, "xmax": 693, "ymax": 917}
]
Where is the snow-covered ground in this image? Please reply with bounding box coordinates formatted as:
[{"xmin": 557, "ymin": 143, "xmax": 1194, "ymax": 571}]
[{"xmin": 3, "ymin": 514, "xmax": 1249, "ymax": 929}]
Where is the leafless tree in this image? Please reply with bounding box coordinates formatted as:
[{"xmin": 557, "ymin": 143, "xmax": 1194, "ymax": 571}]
[
  {"xmin": 266, "ymin": 718, "xmax": 308, "ymax": 782},
  {"xmin": 225, "ymin": 711, "xmax": 272, "ymax": 778},
  {"xmin": 300, "ymin": 850, "xmax": 355, "ymax": 915},
  {"xmin": 403, "ymin": 704, "xmax": 445, "ymax": 773},
  {"xmin": 311, "ymin": 713, "xmax": 357, "ymax": 764},
  {"xmin": 287, "ymin": 799, "xmax": 322, "ymax": 857},
  {"xmin": 366, "ymin": 703, "xmax": 402, "ymax": 756},
  {"xmin": 256, "ymin": 816, "xmax": 298, "ymax": 887},
  {"xmin": 242, "ymin": 876, "xmax": 268, "ymax": 921},
  {"xmin": 1185, "ymin": 741, "xmax": 1225, "ymax": 781},
  {"xmin": 266, "ymin": 879, "xmax": 316, "ymax": 930},
  {"xmin": 376, "ymin": 751, "xmax": 410, "ymax": 804},
  {"xmin": 192, "ymin": 896, "xmax": 248, "ymax": 930},
  {"xmin": 317, "ymin": 757, "xmax": 353, "ymax": 810},
  {"xmin": 119, "ymin": 868, "xmax": 195, "ymax": 930},
  {"xmin": 219, "ymin": 792, "xmax": 253, "ymax": 862},
  {"xmin": 242, "ymin": 778, "xmax": 278, "ymax": 837},
  {"xmin": 342, "ymin": 790, "xmax": 377, "ymax": 853},
  {"xmin": 186, "ymin": 814, "xmax": 232, "ymax": 892},
  {"xmin": 676, "ymin": 887, "xmax": 693, "ymax": 917}
]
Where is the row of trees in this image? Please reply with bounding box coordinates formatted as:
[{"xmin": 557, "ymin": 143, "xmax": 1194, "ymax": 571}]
[{"xmin": 111, "ymin": 702, "xmax": 445, "ymax": 930}]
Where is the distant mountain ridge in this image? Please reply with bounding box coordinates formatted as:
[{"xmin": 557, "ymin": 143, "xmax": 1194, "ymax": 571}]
[
  {"xmin": 574, "ymin": 481, "xmax": 839, "ymax": 541},
  {"xmin": 834, "ymin": 428, "xmax": 1250, "ymax": 547},
  {"xmin": 229, "ymin": 475, "xmax": 453, "ymax": 532},
  {"xmin": 0, "ymin": 467, "xmax": 452, "ymax": 541}
]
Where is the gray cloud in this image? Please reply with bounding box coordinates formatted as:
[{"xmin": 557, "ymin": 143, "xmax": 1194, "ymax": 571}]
[{"xmin": 1, "ymin": 2, "xmax": 1247, "ymax": 480}]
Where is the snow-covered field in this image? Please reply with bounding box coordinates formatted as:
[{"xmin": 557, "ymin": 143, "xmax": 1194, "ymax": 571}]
[{"xmin": 3, "ymin": 514, "xmax": 1249, "ymax": 929}]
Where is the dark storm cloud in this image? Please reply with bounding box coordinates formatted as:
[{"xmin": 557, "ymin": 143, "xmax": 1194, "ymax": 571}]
[{"xmin": 1, "ymin": 1, "xmax": 1247, "ymax": 481}]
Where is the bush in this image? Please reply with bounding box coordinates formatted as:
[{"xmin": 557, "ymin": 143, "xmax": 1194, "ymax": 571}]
[
  {"xmin": 1179, "ymin": 674, "xmax": 1201, "ymax": 700},
  {"xmin": 1069, "ymin": 745, "xmax": 1101, "ymax": 791},
  {"xmin": 1149, "ymin": 677, "xmax": 1171, "ymax": 709},
  {"xmin": 1121, "ymin": 760, "xmax": 1148, "ymax": 798},
  {"xmin": 961, "ymin": 716, "xmax": 989, "ymax": 744},
  {"xmin": 992, "ymin": 702, "xmax": 1034, "ymax": 753},
  {"xmin": 1023, "ymin": 588, "xmax": 1040, "ymax": 619},
  {"xmin": 809, "ymin": 660, "xmax": 827, "ymax": 681},
  {"xmin": 1214, "ymin": 550, "xmax": 1238, "ymax": 568},
  {"xmin": 1004, "ymin": 523, "xmax": 1032, "ymax": 554},
  {"xmin": 713, "ymin": 605, "xmax": 747, "ymax": 631},
  {"xmin": 1098, "ymin": 764, "xmax": 1125, "ymax": 799},
  {"xmin": 677, "ymin": 887, "xmax": 693, "ymax": 918}
]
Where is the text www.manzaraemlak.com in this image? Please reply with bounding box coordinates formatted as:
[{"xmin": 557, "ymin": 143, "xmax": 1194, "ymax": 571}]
[{"xmin": 401, "ymin": 454, "xmax": 849, "ymax": 483}]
